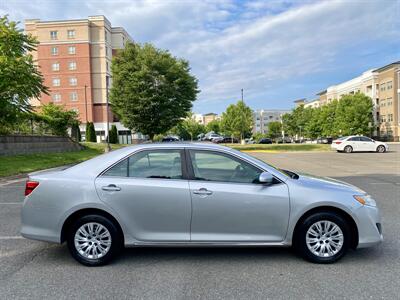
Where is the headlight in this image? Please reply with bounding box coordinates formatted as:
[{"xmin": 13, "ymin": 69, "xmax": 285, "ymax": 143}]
[{"xmin": 353, "ymin": 195, "xmax": 376, "ymax": 207}]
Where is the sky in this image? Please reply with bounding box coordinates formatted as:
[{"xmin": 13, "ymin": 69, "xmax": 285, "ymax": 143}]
[{"xmin": 2, "ymin": 0, "xmax": 399, "ymax": 114}]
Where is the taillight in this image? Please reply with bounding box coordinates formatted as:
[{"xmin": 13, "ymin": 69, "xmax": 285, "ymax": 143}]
[
  {"xmin": 25, "ymin": 181, "xmax": 39, "ymax": 196},
  {"xmin": 335, "ymin": 141, "xmax": 342, "ymax": 144}
]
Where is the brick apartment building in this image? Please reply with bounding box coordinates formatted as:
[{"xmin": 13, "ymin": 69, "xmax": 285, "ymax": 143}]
[
  {"xmin": 298, "ymin": 61, "xmax": 400, "ymax": 141},
  {"xmin": 25, "ymin": 15, "xmax": 137, "ymax": 143}
]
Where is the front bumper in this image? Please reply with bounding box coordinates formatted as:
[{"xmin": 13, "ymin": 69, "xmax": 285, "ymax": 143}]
[{"xmin": 354, "ymin": 204, "xmax": 383, "ymax": 248}]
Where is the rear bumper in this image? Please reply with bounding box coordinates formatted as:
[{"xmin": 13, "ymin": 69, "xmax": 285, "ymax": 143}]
[{"xmin": 354, "ymin": 204, "xmax": 383, "ymax": 248}]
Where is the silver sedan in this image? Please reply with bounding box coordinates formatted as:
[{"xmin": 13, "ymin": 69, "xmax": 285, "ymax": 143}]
[{"xmin": 21, "ymin": 143, "xmax": 383, "ymax": 266}]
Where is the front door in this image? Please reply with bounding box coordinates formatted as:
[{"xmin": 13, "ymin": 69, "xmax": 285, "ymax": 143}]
[
  {"xmin": 359, "ymin": 136, "xmax": 376, "ymax": 151},
  {"xmin": 95, "ymin": 149, "xmax": 191, "ymax": 242},
  {"xmin": 187, "ymin": 149, "xmax": 290, "ymax": 242}
]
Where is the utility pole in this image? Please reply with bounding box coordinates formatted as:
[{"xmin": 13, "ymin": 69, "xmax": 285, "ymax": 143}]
[
  {"xmin": 241, "ymin": 88, "xmax": 245, "ymax": 144},
  {"xmin": 84, "ymin": 85, "xmax": 88, "ymax": 124},
  {"xmin": 105, "ymin": 77, "xmax": 111, "ymax": 152}
]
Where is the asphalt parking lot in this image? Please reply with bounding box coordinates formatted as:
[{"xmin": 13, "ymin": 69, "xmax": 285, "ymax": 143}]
[{"xmin": 0, "ymin": 145, "xmax": 399, "ymax": 299}]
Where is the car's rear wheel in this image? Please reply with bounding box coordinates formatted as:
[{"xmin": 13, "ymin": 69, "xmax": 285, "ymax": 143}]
[
  {"xmin": 344, "ymin": 145, "xmax": 353, "ymax": 153},
  {"xmin": 67, "ymin": 214, "xmax": 123, "ymax": 266},
  {"xmin": 295, "ymin": 212, "xmax": 351, "ymax": 264},
  {"xmin": 376, "ymin": 145, "xmax": 386, "ymax": 153}
]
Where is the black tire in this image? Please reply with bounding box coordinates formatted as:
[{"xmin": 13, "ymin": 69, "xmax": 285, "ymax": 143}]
[
  {"xmin": 344, "ymin": 145, "xmax": 353, "ymax": 153},
  {"xmin": 67, "ymin": 214, "xmax": 123, "ymax": 266},
  {"xmin": 376, "ymin": 145, "xmax": 386, "ymax": 153},
  {"xmin": 294, "ymin": 212, "xmax": 351, "ymax": 264}
]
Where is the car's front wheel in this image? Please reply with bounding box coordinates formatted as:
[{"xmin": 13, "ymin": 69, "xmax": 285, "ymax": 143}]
[
  {"xmin": 67, "ymin": 214, "xmax": 123, "ymax": 266},
  {"xmin": 295, "ymin": 212, "xmax": 351, "ymax": 264}
]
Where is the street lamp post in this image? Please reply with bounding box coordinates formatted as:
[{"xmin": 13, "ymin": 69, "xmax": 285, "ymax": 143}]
[{"xmin": 105, "ymin": 77, "xmax": 111, "ymax": 152}]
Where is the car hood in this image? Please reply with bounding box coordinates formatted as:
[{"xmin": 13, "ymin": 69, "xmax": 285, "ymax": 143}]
[{"xmin": 295, "ymin": 172, "xmax": 366, "ymax": 194}]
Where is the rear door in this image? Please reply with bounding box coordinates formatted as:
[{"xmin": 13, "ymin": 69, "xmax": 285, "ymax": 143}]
[
  {"xmin": 187, "ymin": 149, "xmax": 290, "ymax": 242},
  {"xmin": 95, "ymin": 149, "xmax": 191, "ymax": 242},
  {"xmin": 347, "ymin": 137, "xmax": 361, "ymax": 151}
]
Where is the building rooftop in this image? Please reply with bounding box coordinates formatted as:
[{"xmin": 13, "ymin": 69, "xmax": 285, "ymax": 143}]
[{"xmin": 374, "ymin": 61, "xmax": 400, "ymax": 73}]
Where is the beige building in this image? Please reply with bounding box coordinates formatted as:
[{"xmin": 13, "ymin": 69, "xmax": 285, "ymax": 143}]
[
  {"xmin": 308, "ymin": 61, "xmax": 399, "ymax": 140},
  {"xmin": 25, "ymin": 16, "xmax": 135, "ymax": 143},
  {"xmin": 194, "ymin": 113, "xmax": 220, "ymax": 126}
]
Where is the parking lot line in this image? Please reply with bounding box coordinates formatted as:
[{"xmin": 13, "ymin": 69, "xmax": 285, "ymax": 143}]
[
  {"xmin": 0, "ymin": 202, "xmax": 22, "ymax": 205},
  {"xmin": 0, "ymin": 236, "xmax": 24, "ymax": 240}
]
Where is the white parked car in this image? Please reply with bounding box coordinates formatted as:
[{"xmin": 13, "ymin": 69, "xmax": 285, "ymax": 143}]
[{"xmin": 331, "ymin": 136, "xmax": 388, "ymax": 153}]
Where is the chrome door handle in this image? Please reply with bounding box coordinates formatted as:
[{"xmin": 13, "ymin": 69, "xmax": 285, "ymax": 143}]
[
  {"xmin": 193, "ymin": 188, "xmax": 213, "ymax": 195},
  {"xmin": 102, "ymin": 184, "xmax": 121, "ymax": 192}
]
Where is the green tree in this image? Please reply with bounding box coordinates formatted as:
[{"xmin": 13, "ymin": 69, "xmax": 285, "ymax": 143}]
[
  {"xmin": 0, "ymin": 15, "xmax": 48, "ymax": 132},
  {"xmin": 221, "ymin": 101, "xmax": 253, "ymax": 140},
  {"xmin": 71, "ymin": 123, "xmax": 81, "ymax": 141},
  {"xmin": 109, "ymin": 125, "xmax": 118, "ymax": 144},
  {"xmin": 38, "ymin": 104, "xmax": 79, "ymax": 136},
  {"xmin": 333, "ymin": 93, "xmax": 373, "ymax": 136},
  {"xmin": 252, "ymin": 132, "xmax": 267, "ymax": 142},
  {"xmin": 85, "ymin": 122, "xmax": 96, "ymax": 142},
  {"xmin": 170, "ymin": 115, "xmax": 205, "ymax": 141},
  {"xmin": 206, "ymin": 119, "xmax": 221, "ymax": 134},
  {"xmin": 110, "ymin": 42, "xmax": 199, "ymax": 140},
  {"xmin": 267, "ymin": 121, "xmax": 282, "ymax": 140},
  {"xmin": 281, "ymin": 105, "xmax": 313, "ymax": 138}
]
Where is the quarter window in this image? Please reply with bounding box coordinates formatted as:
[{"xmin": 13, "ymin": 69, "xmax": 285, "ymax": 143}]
[{"xmin": 189, "ymin": 150, "xmax": 262, "ymax": 184}]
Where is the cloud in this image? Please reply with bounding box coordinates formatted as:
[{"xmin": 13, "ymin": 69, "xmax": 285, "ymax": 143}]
[{"xmin": 1, "ymin": 0, "xmax": 399, "ymax": 112}]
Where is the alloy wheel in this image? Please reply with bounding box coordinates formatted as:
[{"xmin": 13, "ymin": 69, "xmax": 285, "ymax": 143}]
[
  {"xmin": 306, "ymin": 220, "xmax": 344, "ymax": 258},
  {"xmin": 74, "ymin": 222, "xmax": 112, "ymax": 260},
  {"xmin": 377, "ymin": 145, "xmax": 385, "ymax": 153}
]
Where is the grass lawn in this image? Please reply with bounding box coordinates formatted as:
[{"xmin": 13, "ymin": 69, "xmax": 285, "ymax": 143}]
[
  {"xmin": 227, "ymin": 143, "xmax": 331, "ymax": 152},
  {"xmin": 0, "ymin": 142, "xmax": 127, "ymax": 177}
]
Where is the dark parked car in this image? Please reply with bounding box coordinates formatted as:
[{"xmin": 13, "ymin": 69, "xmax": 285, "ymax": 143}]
[
  {"xmin": 259, "ymin": 138, "xmax": 272, "ymax": 144},
  {"xmin": 215, "ymin": 137, "xmax": 239, "ymax": 144},
  {"xmin": 162, "ymin": 136, "xmax": 180, "ymax": 142}
]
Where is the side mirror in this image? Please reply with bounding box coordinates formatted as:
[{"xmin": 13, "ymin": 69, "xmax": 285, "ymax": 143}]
[{"xmin": 259, "ymin": 172, "xmax": 274, "ymax": 184}]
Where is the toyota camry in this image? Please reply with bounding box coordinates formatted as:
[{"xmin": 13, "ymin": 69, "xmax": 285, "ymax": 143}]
[{"xmin": 21, "ymin": 143, "xmax": 383, "ymax": 266}]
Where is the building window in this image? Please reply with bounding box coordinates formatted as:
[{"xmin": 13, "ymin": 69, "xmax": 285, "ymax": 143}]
[
  {"xmin": 387, "ymin": 81, "xmax": 393, "ymax": 90},
  {"xmin": 67, "ymin": 30, "xmax": 75, "ymax": 39},
  {"xmin": 52, "ymin": 93, "xmax": 61, "ymax": 102},
  {"xmin": 387, "ymin": 114, "xmax": 393, "ymax": 122},
  {"xmin": 51, "ymin": 47, "xmax": 58, "ymax": 55},
  {"xmin": 51, "ymin": 62, "xmax": 60, "ymax": 71},
  {"xmin": 70, "ymin": 92, "xmax": 78, "ymax": 101},
  {"xmin": 105, "ymin": 47, "xmax": 108, "ymax": 57},
  {"xmin": 387, "ymin": 97, "xmax": 392, "ymax": 106},
  {"xmin": 106, "ymin": 61, "xmax": 109, "ymax": 72},
  {"xmin": 69, "ymin": 77, "xmax": 77, "ymax": 86},
  {"xmin": 105, "ymin": 30, "xmax": 108, "ymax": 42},
  {"xmin": 68, "ymin": 46, "xmax": 76, "ymax": 55},
  {"xmin": 52, "ymin": 78, "xmax": 60, "ymax": 87},
  {"xmin": 50, "ymin": 31, "xmax": 58, "ymax": 40},
  {"xmin": 68, "ymin": 61, "xmax": 77, "ymax": 70},
  {"xmin": 380, "ymin": 84, "xmax": 386, "ymax": 92}
]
